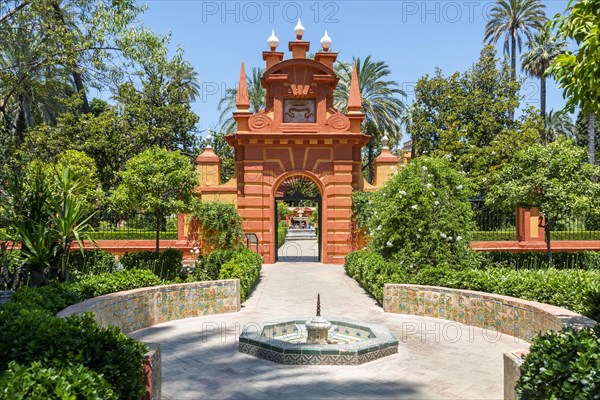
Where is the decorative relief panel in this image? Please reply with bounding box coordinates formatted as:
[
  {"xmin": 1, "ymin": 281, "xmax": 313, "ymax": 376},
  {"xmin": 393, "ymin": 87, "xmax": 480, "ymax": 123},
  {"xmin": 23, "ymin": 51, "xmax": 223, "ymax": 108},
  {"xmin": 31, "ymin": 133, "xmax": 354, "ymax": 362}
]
[
  {"xmin": 283, "ymin": 99, "xmax": 316, "ymax": 123},
  {"xmin": 326, "ymin": 114, "xmax": 351, "ymax": 132},
  {"xmin": 249, "ymin": 113, "xmax": 273, "ymax": 131}
]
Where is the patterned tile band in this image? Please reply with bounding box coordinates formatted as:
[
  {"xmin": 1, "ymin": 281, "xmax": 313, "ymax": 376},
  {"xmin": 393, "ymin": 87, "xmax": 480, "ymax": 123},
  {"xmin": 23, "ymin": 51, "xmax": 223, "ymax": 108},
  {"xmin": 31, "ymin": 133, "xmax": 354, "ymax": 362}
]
[
  {"xmin": 383, "ymin": 284, "xmax": 596, "ymax": 343},
  {"xmin": 57, "ymin": 280, "xmax": 241, "ymax": 334}
]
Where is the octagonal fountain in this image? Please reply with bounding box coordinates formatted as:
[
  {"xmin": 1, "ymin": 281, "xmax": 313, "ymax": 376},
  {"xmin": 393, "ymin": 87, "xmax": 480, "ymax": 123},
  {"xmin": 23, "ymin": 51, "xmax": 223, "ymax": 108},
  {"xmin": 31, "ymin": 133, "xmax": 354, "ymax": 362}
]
[{"xmin": 239, "ymin": 294, "xmax": 398, "ymax": 365}]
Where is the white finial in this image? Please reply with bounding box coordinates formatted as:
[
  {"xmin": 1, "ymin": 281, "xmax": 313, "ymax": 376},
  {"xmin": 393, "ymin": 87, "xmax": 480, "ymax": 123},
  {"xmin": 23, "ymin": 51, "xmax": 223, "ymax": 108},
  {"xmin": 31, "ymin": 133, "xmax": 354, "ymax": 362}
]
[
  {"xmin": 206, "ymin": 132, "xmax": 213, "ymax": 148},
  {"xmin": 294, "ymin": 19, "xmax": 305, "ymax": 40},
  {"xmin": 267, "ymin": 30, "xmax": 279, "ymax": 51},
  {"xmin": 320, "ymin": 30, "xmax": 332, "ymax": 51},
  {"xmin": 382, "ymin": 133, "xmax": 389, "ymax": 149}
]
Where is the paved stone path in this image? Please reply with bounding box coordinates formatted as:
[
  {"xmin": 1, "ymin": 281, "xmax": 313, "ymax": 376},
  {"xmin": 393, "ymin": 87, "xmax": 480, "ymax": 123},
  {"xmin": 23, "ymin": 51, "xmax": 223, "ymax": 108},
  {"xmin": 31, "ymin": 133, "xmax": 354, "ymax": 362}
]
[
  {"xmin": 132, "ymin": 263, "xmax": 529, "ymax": 399},
  {"xmin": 277, "ymin": 239, "xmax": 319, "ymax": 262}
]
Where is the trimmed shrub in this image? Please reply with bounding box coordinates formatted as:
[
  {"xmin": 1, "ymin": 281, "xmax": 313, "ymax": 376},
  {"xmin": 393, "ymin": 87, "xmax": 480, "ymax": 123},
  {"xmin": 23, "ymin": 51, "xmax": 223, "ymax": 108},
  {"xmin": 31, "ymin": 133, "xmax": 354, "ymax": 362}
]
[
  {"xmin": 344, "ymin": 250, "xmax": 407, "ymax": 304},
  {"xmin": 278, "ymin": 221, "xmax": 288, "ymax": 249},
  {"xmin": 120, "ymin": 249, "xmax": 183, "ymax": 280},
  {"xmin": 72, "ymin": 269, "xmax": 162, "ymax": 300},
  {"xmin": 344, "ymin": 250, "xmax": 600, "ymax": 320},
  {"xmin": 67, "ymin": 249, "xmax": 117, "ymax": 278},
  {"xmin": 219, "ymin": 249, "xmax": 262, "ymax": 301},
  {"xmin": 517, "ymin": 326, "xmax": 600, "ymax": 399},
  {"xmin": 482, "ymin": 251, "xmax": 600, "ymax": 270},
  {"xmin": 0, "ymin": 361, "xmax": 117, "ymax": 400},
  {"xmin": 0, "ymin": 308, "xmax": 146, "ymax": 400},
  {"xmin": 9, "ymin": 269, "xmax": 162, "ymax": 314}
]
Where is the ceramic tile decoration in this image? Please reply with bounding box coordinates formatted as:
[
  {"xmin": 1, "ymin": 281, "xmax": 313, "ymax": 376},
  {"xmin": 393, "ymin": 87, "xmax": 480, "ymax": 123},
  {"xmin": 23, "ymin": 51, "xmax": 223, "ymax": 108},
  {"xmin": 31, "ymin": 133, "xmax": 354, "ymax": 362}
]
[
  {"xmin": 239, "ymin": 318, "xmax": 399, "ymax": 365},
  {"xmin": 58, "ymin": 279, "xmax": 241, "ymax": 334},
  {"xmin": 383, "ymin": 284, "xmax": 596, "ymax": 343}
]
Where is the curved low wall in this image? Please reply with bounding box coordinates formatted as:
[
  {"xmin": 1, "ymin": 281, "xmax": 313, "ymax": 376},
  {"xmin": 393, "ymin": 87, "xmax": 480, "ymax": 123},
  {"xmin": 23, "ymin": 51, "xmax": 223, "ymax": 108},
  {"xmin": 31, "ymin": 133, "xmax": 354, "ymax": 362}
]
[
  {"xmin": 383, "ymin": 284, "xmax": 595, "ymax": 343},
  {"xmin": 58, "ymin": 279, "xmax": 241, "ymax": 334}
]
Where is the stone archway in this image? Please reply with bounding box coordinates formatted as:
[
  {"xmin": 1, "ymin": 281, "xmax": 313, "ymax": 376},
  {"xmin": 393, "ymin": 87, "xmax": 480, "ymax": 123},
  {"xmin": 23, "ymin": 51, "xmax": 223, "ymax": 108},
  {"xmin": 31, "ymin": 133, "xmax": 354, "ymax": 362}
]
[
  {"xmin": 194, "ymin": 28, "xmax": 401, "ymax": 264},
  {"xmin": 273, "ymin": 173, "xmax": 323, "ymax": 262}
]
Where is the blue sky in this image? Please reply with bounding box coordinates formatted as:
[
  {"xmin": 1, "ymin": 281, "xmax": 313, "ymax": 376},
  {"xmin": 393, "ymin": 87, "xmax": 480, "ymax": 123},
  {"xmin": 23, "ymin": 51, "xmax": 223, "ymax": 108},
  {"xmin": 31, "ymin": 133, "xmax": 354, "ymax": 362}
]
[{"xmin": 138, "ymin": 0, "xmax": 572, "ymax": 140}]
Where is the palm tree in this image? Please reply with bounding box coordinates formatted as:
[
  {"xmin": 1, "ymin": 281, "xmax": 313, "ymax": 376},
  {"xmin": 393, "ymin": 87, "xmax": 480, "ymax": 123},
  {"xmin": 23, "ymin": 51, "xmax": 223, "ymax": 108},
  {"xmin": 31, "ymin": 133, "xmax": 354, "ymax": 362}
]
[
  {"xmin": 217, "ymin": 67, "xmax": 265, "ymax": 134},
  {"xmin": 545, "ymin": 109, "xmax": 574, "ymax": 142},
  {"xmin": 334, "ymin": 56, "xmax": 406, "ymax": 183},
  {"xmin": 521, "ymin": 29, "xmax": 567, "ymax": 139},
  {"xmin": 484, "ymin": 0, "xmax": 547, "ymax": 80}
]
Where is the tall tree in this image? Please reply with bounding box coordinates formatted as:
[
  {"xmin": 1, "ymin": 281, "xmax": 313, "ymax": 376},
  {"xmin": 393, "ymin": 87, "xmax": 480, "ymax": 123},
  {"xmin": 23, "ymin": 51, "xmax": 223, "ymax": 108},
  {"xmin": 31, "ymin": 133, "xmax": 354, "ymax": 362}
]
[
  {"xmin": 111, "ymin": 148, "xmax": 197, "ymax": 253},
  {"xmin": 545, "ymin": 109, "xmax": 574, "ymax": 141},
  {"xmin": 217, "ymin": 67, "xmax": 265, "ymax": 134},
  {"xmin": 484, "ymin": 0, "xmax": 547, "ymax": 80},
  {"xmin": 521, "ymin": 28, "xmax": 567, "ymax": 138},
  {"xmin": 548, "ymin": 0, "xmax": 600, "ymax": 165},
  {"xmin": 487, "ymin": 137, "xmax": 600, "ymax": 265},
  {"xmin": 334, "ymin": 56, "xmax": 406, "ymax": 183},
  {"xmin": 410, "ymin": 46, "xmax": 541, "ymax": 192}
]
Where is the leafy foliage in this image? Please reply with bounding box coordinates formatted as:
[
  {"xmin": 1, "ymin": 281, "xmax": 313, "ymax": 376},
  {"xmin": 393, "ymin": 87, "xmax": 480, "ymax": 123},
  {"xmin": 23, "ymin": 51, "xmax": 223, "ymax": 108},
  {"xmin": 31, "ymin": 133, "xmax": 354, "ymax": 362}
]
[
  {"xmin": 366, "ymin": 157, "xmax": 479, "ymax": 271},
  {"xmin": 549, "ymin": 0, "xmax": 600, "ymax": 117},
  {"xmin": 0, "ymin": 308, "xmax": 147, "ymax": 400},
  {"xmin": 344, "ymin": 250, "xmax": 600, "ymax": 320},
  {"xmin": 487, "ymin": 137, "xmax": 600, "ymax": 261},
  {"xmin": 189, "ymin": 201, "xmax": 244, "ymax": 254},
  {"xmin": 483, "ymin": 0, "xmax": 547, "ymax": 78},
  {"xmin": 112, "ymin": 148, "xmax": 197, "ymax": 252},
  {"xmin": 517, "ymin": 326, "xmax": 600, "ymax": 399},
  {"xmin": 66, "ymin": 249, "xmax": 117, "ymax": 278},
  {"xmin": 120, "ymin": 249, "xmax": 183, "ymax": 280},
  {"xmin": 0, "ymin": 361, "xmax": 117, "ymax": 400},
  {"xmin": 410, "ymin": 46, "xmax": 542, "ymax": 191},
  {"xmin": 482, "ymin": 251, "xmax": 600, "ymax": 270},
  {"xmin": 334, "ymin": 56, "xmax": 406, "ymax": 183},
  {"xmin": 344, "ymin": 250, "xmax": 406, "ymax": 303},
  {"xmin": 218, "ymin": 249, "xmax": 262, "ymax": 301}
]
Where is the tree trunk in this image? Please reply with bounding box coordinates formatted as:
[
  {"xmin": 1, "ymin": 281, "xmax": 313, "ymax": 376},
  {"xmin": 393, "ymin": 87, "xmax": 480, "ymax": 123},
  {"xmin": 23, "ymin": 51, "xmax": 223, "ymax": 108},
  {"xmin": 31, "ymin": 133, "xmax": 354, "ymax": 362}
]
[
  {"xmin": 367, "ymin": 139, "xmax": 374, "ymax": 184},
  {"xmin": 588, "ymin": 110, "xmax": 596, "ymax": 165},
  {"xmin": 540, "ymin": 76, "xmax": 547, "ymax": 141},
  {"xmin": 545, "ymin": 214, "xmax": 552, "ymax": 267},
  {"xmin": 15, "ymin": 99, "xmax": 26, "ymax": 146},
  {"xmin": 155, "ymin": 209, "xmax": 162, "ymax": 254},
  {"xmin": 511, "ymin": 33, "xmax": 517, "ymax": 80},
  {"xmin": 510, "ymin": 33, "xmax": 517, "ymax": 120}
]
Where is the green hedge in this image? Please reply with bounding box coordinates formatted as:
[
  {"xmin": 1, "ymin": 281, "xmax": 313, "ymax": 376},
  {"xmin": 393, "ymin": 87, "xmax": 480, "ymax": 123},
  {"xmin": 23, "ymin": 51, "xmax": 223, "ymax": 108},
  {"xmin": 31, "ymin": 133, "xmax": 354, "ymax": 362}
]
[
  {"xmin": 344, "ymin": 250, "xmax": 407, "ymax": 304},
  {"xmin": 67, "ymin": 249, "xmax": 117, "ymax": 278},
  {"xmin": 219, "ymin": 249, "xmax": 262, "ymax": 301},
  {"xmin": 0, "ymin": 361, "xmax": 117, "ymax": 400},
  {"xmin": 10, "ymin": 269, "xmax": 162, "ymax": 314},
  {"xmin": 120, "ymin": 249, "xmax": 183, "ymax": 280},
  {"xmin": 344, "ymin": 250, "xmax": 600, "ymax": 320},
  {"xmin": 0, "ymin": 307, "xmax": 146, "ymax": 400},
  {"xmin": 517, "ymin": 326, "xmax": 600, "ymax": 399},
  {"xmin": 469, "ymin": 230, "xmax": 600, "ymax": 241},
  {"xmin": 482, "ymin": 251, "xmax": 600, "ymax": 270},
  {"xmin": 89, "ymin": 230, "xmax": 177, "ymax": 240},
  {"xmin": 278, "ymin": 222, "xmax": 288, "ymax": 249}
]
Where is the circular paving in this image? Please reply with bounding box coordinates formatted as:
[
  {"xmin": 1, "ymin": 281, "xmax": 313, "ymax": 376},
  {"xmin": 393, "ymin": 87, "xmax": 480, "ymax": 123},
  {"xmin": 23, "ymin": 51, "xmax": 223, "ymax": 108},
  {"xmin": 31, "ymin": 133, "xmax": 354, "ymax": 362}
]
[{"xmin": 131, "ymin": 262, "xmax": 529, "ymax": 399}]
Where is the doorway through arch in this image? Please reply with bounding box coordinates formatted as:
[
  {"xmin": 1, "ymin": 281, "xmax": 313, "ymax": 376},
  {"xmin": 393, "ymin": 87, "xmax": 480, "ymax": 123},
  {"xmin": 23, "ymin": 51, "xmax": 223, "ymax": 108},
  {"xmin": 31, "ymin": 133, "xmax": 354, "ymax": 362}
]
[{"xmin": 274, "ymin": 175, "xmax": 322, "ymax": 262}]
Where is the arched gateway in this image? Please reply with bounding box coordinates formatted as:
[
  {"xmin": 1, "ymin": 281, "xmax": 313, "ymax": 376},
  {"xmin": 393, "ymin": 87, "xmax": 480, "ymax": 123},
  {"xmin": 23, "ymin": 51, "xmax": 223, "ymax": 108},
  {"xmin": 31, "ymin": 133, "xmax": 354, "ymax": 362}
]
[{"xmin": 195, "ymin": 29, "xmax": 401, "ymax": 264}]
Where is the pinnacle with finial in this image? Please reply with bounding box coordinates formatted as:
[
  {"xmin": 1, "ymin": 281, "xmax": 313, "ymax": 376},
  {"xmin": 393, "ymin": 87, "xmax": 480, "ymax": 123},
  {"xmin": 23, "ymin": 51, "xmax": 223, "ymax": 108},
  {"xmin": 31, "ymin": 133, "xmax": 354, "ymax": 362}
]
[{"xmin": 316, "ymin": 293, "xmax": 321, "ymax": 317}]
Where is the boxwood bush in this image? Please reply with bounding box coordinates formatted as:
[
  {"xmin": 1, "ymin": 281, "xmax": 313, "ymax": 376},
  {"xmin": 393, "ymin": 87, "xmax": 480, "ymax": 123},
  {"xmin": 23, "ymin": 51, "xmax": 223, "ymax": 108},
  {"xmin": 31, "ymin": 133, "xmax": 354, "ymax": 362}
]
[
  {"xmin": 482, "ymin": 251, "xmax": 600, "ymax": 270},
  {"xmin": 516, "ymin": 326, "xmax": 600, "ymax": 399},
  {"xmin": 0, "ymin": 307, "xmax": 146, "ymax": 400},
  {"xmin": 10, "ymin": 269, "xmax": 162, "ymax": 314},
  {"xmin": 120, "ymin": 248, "xmax": 183, "ymax": 280},
  {"xmin": 67, "ymin": 249, "xmax": 117, "ymax": 278},
  {"xmin": 219, "ymin": 249, "xmax": 262, "ymax": 301},
  {"xmin": 344, "ymin": 250, "xmax": 600, "ymax": 320},
  {"xmin": 0, "ymin": 361, "xmax": 117, "ymax": 400}
]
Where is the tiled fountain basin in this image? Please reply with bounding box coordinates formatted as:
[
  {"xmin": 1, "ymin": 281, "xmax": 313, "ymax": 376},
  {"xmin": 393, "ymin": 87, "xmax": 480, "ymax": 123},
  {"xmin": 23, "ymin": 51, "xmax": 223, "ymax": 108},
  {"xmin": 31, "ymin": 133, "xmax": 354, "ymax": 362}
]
[{"xmin": 239, "ymin": 318, "xmax": 398, "ymax": 365}]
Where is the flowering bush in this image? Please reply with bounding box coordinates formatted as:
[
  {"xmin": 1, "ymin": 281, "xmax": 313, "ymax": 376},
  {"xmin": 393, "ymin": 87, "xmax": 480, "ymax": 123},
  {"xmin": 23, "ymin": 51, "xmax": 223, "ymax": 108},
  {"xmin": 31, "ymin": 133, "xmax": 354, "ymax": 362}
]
[{"xmin": 366, "ymin": 157, "xmax": 479, "ymax": 271}]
